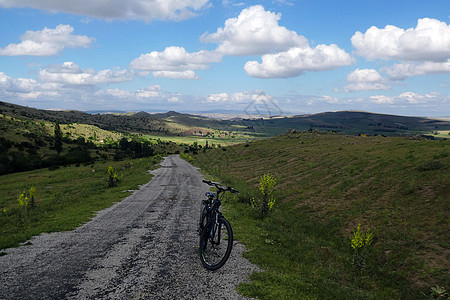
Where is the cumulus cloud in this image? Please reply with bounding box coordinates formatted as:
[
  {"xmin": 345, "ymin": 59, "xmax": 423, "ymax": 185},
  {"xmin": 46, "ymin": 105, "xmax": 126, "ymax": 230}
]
[
  {"xmin": 244, "ymin": 44, "xmax": 353, "ymax": 78},
  {"xmin": 38, "ymin": 62, "xmax": 134, "ymax": 85},
  {"xmin": 206, "ymin": 93, "xmax": 229, "ymax": 103},
  {"xmin": 205, "ymin": 90, "xmax": 273, "ymax": 104},
  {"xmin": 369, "ymin": 95, "xmax": 394, "ymax": 104},
  {"xmin": 343, "ymin": 68, "xmax": 390, "ymax": 92},
  {"xmin": 201, "ymin": 5, "xmax": 307, "ymax": 56},
  {"xmin": 95, "ymin": 88, "xmax": 134, "ymax": 99},
  {"xmin": 0, "ymin": 69, "xmax": 187, "ymax": 110},
  {"xmin": 398, "ymin": 92, "xmax": 441, "ymax": 104},
  {"xmin": 136, "ymin": 85, "xmax": 162, "ymax": 98},
  {"xmin": 383, "ymin": 60, "xmax": 450, "ymax": 80},
  {"xmin": 0, "ymin": 24, "xmax": 93, "ymax": 56},
  {"xmin": 129, "ymin": 46, "xmax": 221, "ymax": 79},
  {"xmin": 352, "ymin": 18, "xmax": 450, "ymax": 62},
  {"xmin": 0, "ymin": 0, "xmax": 210, "ymax": 22},
  {"xmin": 0, "ymin": 72, "xmax": 66, "ymax": 100},
  {"xmin": 0, "ymin": 72, "xmax": 38, "ymax": 96},
  {"xmin": 368, "ymin": 92, "xmax": 446, "ymax": 105},
  {"xmin": 152, "ymin": 70, "xmax": 199, "ymax": 80}
]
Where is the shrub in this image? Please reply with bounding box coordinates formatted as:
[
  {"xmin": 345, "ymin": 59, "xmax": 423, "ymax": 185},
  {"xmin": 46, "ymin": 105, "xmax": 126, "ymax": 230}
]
[
  {"xmin": 417, "ymin": 160, "xmax": 445, "ymax": 171},
  {"xmin": 250, "ymin": 174, "xmax": 277, "ymax": 217},
  {"xmin": 108, "ymin": 166, "xmax": 119, "ymax": 187},
  {"xmin": 350, "ymin": 224, "xmax": 374, "ymax": 270}
]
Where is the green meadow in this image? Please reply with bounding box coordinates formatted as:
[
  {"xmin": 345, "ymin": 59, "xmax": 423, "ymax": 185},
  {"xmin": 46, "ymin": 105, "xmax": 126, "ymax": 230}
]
[
  {"xmin": 191, "ymin": 131, "xmax": 449, "ymax": 299},
  {"xmin": 0, "ymin": 157, "xmax": 160, "ymax": 251}
]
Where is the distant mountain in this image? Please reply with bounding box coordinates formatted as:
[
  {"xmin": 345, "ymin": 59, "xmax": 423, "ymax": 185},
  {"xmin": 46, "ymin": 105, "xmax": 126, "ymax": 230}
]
[
  {"xmin": 256, "ymin": 111, "xmax": 450, "ymax": 136},
  {"xmin": 1, "ymin": 101, "xmax": 449, "ymax": 137},
  {"xmin": 0, "ymin": 101, "xmax": 168, "ymax": 134}
]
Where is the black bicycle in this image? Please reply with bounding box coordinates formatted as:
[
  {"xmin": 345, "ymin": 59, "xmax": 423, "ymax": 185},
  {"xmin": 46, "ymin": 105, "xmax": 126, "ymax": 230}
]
[{"xmin": 198, "ymin": 180, "xmax": 239, "ymax": 270}]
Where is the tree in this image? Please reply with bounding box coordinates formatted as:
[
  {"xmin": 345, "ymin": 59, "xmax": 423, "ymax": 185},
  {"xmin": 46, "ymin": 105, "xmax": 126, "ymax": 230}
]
[{"xmin": 54, "ymin": 123, "xmax": 62, "ymax": 154}]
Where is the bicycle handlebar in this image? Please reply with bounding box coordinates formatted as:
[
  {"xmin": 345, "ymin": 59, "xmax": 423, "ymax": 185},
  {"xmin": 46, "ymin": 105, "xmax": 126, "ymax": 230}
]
[{"xmin": 202, "ymin": 180, "xmax": 240, "ymax": 194}]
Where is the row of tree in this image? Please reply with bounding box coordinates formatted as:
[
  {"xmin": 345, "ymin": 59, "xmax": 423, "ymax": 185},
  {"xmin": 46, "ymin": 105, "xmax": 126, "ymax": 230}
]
[{"xmin": 0, "ymin": 123, "xmax": 182, "ymax": 175}]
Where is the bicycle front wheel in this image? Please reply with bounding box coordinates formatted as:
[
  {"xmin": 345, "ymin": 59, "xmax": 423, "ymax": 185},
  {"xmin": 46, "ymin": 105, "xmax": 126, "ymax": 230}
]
[{"xmin": 199, "ymin": 217, "xmax": 233, "ymax": 270}]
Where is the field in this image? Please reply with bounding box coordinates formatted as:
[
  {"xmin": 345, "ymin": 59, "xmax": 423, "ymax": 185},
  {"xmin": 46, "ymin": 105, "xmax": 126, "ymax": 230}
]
[
  {"xmin": 191, "ymin": 132, "xmax": 449, "ymax": 299},
  {"xmin": 143, "ymin": 132, "xmax": 259, "ymax": 146},
  {"xmin": 435, "ymin": 130, "xmax": 450, "ymax": 139}
]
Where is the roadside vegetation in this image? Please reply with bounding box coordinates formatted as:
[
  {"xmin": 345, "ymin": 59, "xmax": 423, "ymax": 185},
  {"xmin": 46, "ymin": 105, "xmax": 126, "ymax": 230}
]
[
  {"xmin": 191, "ymin": 131, "xmax": 449, "ymax": 299},
  {"xmin": 0, "ymin": 156, "xmax": 162, "ymax": 251}
]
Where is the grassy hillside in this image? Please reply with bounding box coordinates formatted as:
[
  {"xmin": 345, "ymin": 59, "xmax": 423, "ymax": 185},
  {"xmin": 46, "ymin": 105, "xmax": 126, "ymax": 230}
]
[
  {"xmin": 0, "ymin": 111, "xmax": 183, "ymax": 175},
  {"xmin": 192, "ymin": 132, "xmax": 449, "ymax": 299},
  {"xmin": 239, "ymin": 111, "xmax": 450, "ymax": 137},
  {"xmin": 3, "ymin": 101, "xmax": 449, "ymax": 140}
]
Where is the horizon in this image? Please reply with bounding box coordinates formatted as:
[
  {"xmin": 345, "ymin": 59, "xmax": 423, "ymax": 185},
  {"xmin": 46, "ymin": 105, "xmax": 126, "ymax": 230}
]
[
  {"xmin": 0, "ymin": 1, "xmax": 449, "ymax": 118},
  {"xmin": 5, "ymin": 100, "xmax": 449, "ymax": 120}
]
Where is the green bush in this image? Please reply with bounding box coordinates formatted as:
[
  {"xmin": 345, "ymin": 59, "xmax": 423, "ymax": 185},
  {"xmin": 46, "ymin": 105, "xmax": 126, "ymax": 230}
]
[{"xmin": 417, "ymin": 160, "xmax": 445, "ymax": 171}]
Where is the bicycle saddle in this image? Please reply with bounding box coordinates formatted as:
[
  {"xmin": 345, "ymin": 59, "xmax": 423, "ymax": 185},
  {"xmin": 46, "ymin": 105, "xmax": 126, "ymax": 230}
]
[{"xmin": 205, "ymin": 192, "xmax": 216, "ymax": 199}]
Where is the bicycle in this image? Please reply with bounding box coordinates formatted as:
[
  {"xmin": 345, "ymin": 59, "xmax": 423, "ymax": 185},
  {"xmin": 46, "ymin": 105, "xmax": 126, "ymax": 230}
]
[{"xmin": 198, "ymin": 179, "xmax": 239, "ymax": 270}]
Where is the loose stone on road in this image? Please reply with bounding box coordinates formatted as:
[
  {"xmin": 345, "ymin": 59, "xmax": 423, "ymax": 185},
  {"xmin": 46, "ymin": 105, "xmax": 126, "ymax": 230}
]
[{"xmin": 0, "ymin": 155, "xmax": 259, "ymax": 299}]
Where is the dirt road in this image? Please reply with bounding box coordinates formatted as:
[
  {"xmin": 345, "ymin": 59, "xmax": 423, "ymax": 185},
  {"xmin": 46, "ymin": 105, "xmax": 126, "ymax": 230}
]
[{"xmin": 0, "ymin": 155, "xmax": 259, "ymax": 299}]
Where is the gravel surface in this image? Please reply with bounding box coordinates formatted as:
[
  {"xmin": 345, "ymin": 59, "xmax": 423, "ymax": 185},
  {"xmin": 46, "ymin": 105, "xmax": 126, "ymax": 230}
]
[{"xmin": 0, "ymin": 155, "xmax": 260, "ymax": 299}]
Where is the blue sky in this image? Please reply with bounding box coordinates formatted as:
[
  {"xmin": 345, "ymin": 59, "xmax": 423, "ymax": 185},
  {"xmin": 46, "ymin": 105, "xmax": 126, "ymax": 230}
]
[{"xmin": 0, "ymin": 0, "xmax": 449, "ymax": 117}]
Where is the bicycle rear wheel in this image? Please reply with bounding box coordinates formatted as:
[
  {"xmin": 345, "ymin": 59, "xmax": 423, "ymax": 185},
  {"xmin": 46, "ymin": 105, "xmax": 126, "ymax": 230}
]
[{"xmin": 199, "ymin": 217, "xmax": 233, "ymax": 270}]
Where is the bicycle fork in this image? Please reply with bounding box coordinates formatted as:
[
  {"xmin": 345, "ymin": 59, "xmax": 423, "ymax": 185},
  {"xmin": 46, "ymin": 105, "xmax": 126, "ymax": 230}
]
[{"xmin": 210, "ymin": 215, "xmax": 221, "ymax": 246}]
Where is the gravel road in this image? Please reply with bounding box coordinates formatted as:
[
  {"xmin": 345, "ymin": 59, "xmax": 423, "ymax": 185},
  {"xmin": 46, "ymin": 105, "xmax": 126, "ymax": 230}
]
[{"xmin": 0, "ymin": 155, "xmax": 259, "ymax": 299}]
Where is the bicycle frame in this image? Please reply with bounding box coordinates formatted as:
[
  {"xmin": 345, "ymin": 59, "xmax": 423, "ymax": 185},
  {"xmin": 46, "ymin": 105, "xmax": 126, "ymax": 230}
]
[
  {"xmin": 201, "ymin": 192, "xmax": 223, "ymax": 234},
  {"xmin": 199, "ymin": 180, "xmax": 237, "ymax": 235}
]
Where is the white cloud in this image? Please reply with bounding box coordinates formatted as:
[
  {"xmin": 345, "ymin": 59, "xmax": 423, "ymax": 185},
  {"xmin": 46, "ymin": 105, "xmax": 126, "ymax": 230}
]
[
  {"xmin": 343, "ymin": 68, "xmax": 390, "ymax": 92},
  {"xmin": 306, "ymin": 95, "xmax": 340, "ymax": 105},
  {"xmin": 0, "ymin": 72, "xmax": 63, "ymax": 100},
  {"xmin": 95, "ymin": 88, "xmax": 134, "ymax": 99},
  {"xmin": 0, "ymin": 0, "xmax": 210, "ymax": 22},
  {"xmin": 244, "ymin": 44, "xmax": 353, "ymax": 78},
  {"xmin": 383, "ymin": 60, "xmax": 450, "ymax": 80},
  {"xmin": 347, "ymin": 68, "xmax": 383, "ymax": 83},
  {"xmin": 370, "ymin": 95, "xmax": 394, "ymax": 104},
  {"xmin": 136, "ymin": 85, "xmax": 162, "ymax": 98},
  {"xmin": 398, "ymin": 92, "xmax": 440, "ymax": 104},
  {"xmin": 206, "ymin": 93, "xmax": 229, "ymax": 102},
  {"xmin": 38, "ymin": 62, "xmax": 134, "ymax": 85},
  {"xmin": 201, "ymin": 5, "xmax": 307, "ymax": 56},
  {"xmin": 221, "ymin": 0, "xmax": 244, "ymax": 7},
  {"xmin": 0, "ymin": 24, "xmax": 93, "ymax": 56},
  {"xmin": 368, "ymin": 92, "xmax": 446, "ymax": 105},
  {"xmin": 0, "ymin": 72, "xmax": 37, "ymax": 94},
  {"xmin": 205, "ymin": 90, "xmax": 273, "ymax": 104},
  {"xmin": 152, "ymin": 70, "xmax": 199, "ymax": 80},
  {"xmin": 0, "ymin": 70, "xmax": 186, "ymax": 110},
  {"xmin": 129, "ymin": 46, "xmax": 221, "ymax": 79},
  {"xmin": 352, "ymin": 18, "xmax": 450, "ymax": 62}
]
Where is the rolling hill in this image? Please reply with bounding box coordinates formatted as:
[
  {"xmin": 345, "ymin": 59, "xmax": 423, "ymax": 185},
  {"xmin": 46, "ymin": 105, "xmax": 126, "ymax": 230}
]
[{"xmin": 1, "ymin": 101, "xmax": 449, "ymax": 138}]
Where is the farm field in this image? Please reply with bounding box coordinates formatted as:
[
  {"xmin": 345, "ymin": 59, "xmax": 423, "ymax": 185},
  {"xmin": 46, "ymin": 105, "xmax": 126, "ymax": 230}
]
[
  {"xmin": 143, "ymin": 132, "xmax": 259, "ymax": 146},
  {"xmin": 191, "ymin": 132, "xmax": 449, "ymax": 299}
]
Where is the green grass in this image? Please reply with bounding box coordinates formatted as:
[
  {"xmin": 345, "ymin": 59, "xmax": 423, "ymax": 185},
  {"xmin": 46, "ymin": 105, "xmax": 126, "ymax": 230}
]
[
  {"xmin": 60, "ymin": 123, "xmax": 124, "ymax": 144},
  {"xmin": 143, "ymin": 133, "xmax": 255, "ymax": 146},
  {"xmin": 0, "ymin": 156, "xmax": 161, "ymax": 250},
  {"xmin": 192, "ymin": 131, "xmax": 450, "ymax": 299}
]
